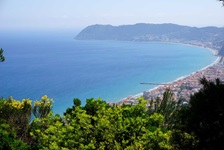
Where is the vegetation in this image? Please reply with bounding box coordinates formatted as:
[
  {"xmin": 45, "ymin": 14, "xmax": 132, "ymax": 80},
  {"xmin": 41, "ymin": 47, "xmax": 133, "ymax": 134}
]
[
  {"xmin": 1, "ymin": 78, "xmax": 224, "ymax": 149},
  {"xmin": 0, "ymin": 123, "xmax": 29, "ymax": 150},
  {"xmin": 147, "ymin": 89, "xmax": 183, "ymax": 129},
  {"xmin": 178, "ymin": 78, "xmax": 224, "ymax": 149},
  {"xmin": 32, "ymin": 99, "xmax": 175, "ymax": 149},
  {"xmin": 0, "ymin": 48, "xmax": 5, "ymax": 62},
  {"xmin": 0, "ymin": 95, "xmax": 54, "ymax": 149}
]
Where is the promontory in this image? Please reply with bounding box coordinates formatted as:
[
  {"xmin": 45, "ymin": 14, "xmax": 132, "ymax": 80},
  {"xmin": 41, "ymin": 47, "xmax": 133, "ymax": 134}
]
[{"xmin": 75, "ymin": 23, "xmax": 224, "ymax": 52}]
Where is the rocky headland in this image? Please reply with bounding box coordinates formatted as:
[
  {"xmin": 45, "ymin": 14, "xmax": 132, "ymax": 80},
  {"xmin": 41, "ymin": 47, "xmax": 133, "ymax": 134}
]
[{"xmin": 75, "ymin": 23, "xmax": 224, "ymax": 52}]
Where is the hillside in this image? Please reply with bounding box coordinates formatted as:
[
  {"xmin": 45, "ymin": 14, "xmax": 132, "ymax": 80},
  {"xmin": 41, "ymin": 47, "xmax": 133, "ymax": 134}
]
[
  {"xmin": 75, "ymin": 23, "xmax": 224, "ymax": 52},
  {"xmin": 218, "ymin": 45, "xmax": 224, "ymax": 56}
]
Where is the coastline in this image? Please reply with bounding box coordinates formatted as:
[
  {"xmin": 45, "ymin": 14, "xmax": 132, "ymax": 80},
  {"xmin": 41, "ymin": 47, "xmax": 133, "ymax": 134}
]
[{"xmin": 119, "ymin": 44, "xmax": 222, "ymax": 104}]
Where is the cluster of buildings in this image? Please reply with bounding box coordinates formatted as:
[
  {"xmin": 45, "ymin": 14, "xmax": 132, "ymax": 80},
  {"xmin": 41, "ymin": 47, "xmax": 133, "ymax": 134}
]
[{"xmin": 119, "ymin": 56, "xmax": 224, "ymax": 105}]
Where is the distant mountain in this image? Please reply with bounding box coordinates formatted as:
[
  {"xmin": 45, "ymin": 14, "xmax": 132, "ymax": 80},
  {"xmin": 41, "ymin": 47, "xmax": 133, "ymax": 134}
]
[{"xmin": 75, "ymin": 23, "xmax": 224, "ymax": 52}]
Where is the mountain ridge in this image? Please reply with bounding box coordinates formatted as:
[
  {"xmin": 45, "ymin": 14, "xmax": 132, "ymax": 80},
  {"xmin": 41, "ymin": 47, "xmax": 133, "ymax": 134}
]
[{"xmin": 75, "ymin": 23, "xmax": 224, "ymax": 52}]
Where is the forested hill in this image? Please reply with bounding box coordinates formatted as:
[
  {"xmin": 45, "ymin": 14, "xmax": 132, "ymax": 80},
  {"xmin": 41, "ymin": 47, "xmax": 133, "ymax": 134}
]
[
  {"xmin": 218, "ymin": 45, "xmax": 224, "ymax": 56},
  {"xmin": 75, "ymin": 23, "xmax": 224, "ymax": 51}
]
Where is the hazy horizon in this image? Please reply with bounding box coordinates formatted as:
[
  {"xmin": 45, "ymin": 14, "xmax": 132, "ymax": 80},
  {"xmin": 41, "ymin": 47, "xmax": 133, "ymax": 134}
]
[{"xmin": 0, "ymin": 0, "xmax": 223, "ymax": 31}]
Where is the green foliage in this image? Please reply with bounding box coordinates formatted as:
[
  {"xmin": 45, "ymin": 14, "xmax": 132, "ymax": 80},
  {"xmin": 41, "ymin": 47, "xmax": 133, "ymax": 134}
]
[
  {"xmin": 30, "ymin": 113, "xmax": 65, "ymax": 149},
  {"xmin": 0, "ymin": 90, "xmax": 204, "ymax": 149},
  {"xmin": 140, "ymin": 90, "xmax": 198, "ymax": 149},
  {"xmin": 146, "ymin": 89, "xmax": 183, "ymax": 129},
  {"xmin": 0, "ymin": 95, "xmax": 54, "ymax": 148},
  {"xmin": 64, "ymin": 98, "xmax": 81, "ymax": 116},
  {"xmin": 0, "ymin": 122, "xmax": 30, "ymax": 150},
  {"xmin": 84, "ymin": 98, "xmax": 110, "ymax": 116},
  {"xmin": 73, "ymin": 98, "xmax": 81, "ymax": 107},
  {"xmin": 0, "ymin": 48, "xmax": 5, "ymax": 62},
  {"xmin": 170, "ymin": 130, "xmax": 198, "ymax": 150},
  {"xmin": 31, "ymin": 98, "xmax": 176, "ymax": 149},
  {"xmin": 0, "ymin": 97, "xmax": 32, "ymax": 141},
  {"xmin": 31, "ymin": 107, "xmax": 95, "ymax": 149},
  {"xmin": 33, "ymin": 95, "xmax": 54, "ymax": 118},
  {"xmin": 179, "ymin": 78, "xmax": 224, "ymax": 149}
]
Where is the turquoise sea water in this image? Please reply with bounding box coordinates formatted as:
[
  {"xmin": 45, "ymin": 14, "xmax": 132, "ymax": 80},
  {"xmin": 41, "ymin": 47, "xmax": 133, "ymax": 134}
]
[{"xmin": 0, "ymin": 31, "xmax": 217, "ymax": 114}]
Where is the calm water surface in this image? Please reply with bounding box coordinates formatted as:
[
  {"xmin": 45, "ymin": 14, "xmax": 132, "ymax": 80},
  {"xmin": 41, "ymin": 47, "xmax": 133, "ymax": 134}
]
[{"xmin": 0, "ymin": 31, "xmax": 217, "ymax": 114}]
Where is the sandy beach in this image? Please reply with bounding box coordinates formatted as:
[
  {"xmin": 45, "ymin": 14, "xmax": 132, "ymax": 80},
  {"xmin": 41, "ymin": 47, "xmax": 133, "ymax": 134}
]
[{"xmin": 119, "ymin": 46, "xmax": 223, "ymax": 105}]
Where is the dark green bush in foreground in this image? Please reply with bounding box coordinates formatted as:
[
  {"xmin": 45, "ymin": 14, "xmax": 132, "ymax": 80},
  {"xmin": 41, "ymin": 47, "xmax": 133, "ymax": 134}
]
[
  {"xmin": 0, "ymin": 122, "xmax": 30, "ymax": 150},
  {"xmin": 179, "ymin": 78, "xmax": 224, "ymax": 149}
]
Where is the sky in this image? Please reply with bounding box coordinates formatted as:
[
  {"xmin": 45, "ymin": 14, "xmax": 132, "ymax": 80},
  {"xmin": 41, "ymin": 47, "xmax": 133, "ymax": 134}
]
[{"xmin": 0, "ymin": 0, "xmax": 224, "ymax": 31}]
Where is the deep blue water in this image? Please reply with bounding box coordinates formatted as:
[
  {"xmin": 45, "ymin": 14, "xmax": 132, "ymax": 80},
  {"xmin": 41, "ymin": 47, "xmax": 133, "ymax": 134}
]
[{"xmin": 0, "ymin": 31, "xmax": 217, "ymax": 114}]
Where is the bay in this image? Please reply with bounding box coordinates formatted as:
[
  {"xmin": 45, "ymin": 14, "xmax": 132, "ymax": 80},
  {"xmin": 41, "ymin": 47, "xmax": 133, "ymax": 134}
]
[{"xmin": 0, "ymin": 31, "xmax": 217, "ymax": 114}]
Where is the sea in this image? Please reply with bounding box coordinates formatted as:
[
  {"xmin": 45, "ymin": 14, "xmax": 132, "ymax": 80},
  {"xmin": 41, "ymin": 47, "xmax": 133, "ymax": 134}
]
[{"xmin": 0, "ymin": 30, "xmax": 217, "ymax": 114}]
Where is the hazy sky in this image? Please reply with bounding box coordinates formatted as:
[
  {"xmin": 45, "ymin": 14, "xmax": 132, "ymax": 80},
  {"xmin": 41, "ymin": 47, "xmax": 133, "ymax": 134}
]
[{"xmin": 0, "ymin": 0, "xmax": 223, "ymax": 31}]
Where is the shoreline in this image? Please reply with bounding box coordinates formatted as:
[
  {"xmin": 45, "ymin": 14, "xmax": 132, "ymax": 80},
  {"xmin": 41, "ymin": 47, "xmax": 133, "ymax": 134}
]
[{"xmin": 119, "ymin": 44, "xmax": 221, "ymax": 104}]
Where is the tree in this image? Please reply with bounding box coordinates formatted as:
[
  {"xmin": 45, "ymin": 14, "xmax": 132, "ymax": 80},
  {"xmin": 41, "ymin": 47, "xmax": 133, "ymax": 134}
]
[
  {"xmin": 0, "ymin": 95, "xmax": 54, "ymax": 148},
  {"xmin": 0, "ymin": 123, "xmax": 30, "ymax": 150},
  {"xmin": 64, "ymin": 98, "xmax": 82, "ymax": 116},
  {"xmin": 0, "ymin": 48, "xmax": 5, "ymax": 62},
  {"xmin": 33, "ymin": 95, "xmax": 54, "ymax": 118},
  {"xmin": 31, "ymin": 98, "xmax": 175, "ymax": 149},
  {"xmin": 145, "ymin": 89, "xmax": 183, "ymax": 129},
  {"xmin": 179, "ymin": 78, "xmax": 224, "ymax": 149},
  {"xmin": 0, "ymin": 97, "xmax": 32, "ymax": 142}
]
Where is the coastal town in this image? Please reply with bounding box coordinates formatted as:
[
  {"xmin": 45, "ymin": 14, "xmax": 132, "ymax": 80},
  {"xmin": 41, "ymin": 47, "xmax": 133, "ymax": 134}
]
[
  {"xmin": 119, "ymin": 54, "xmax": 224, "ymax": 105},
  {"xmin": 77, "ymin": 23, "xmax": 224, "ymax": 106}
]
